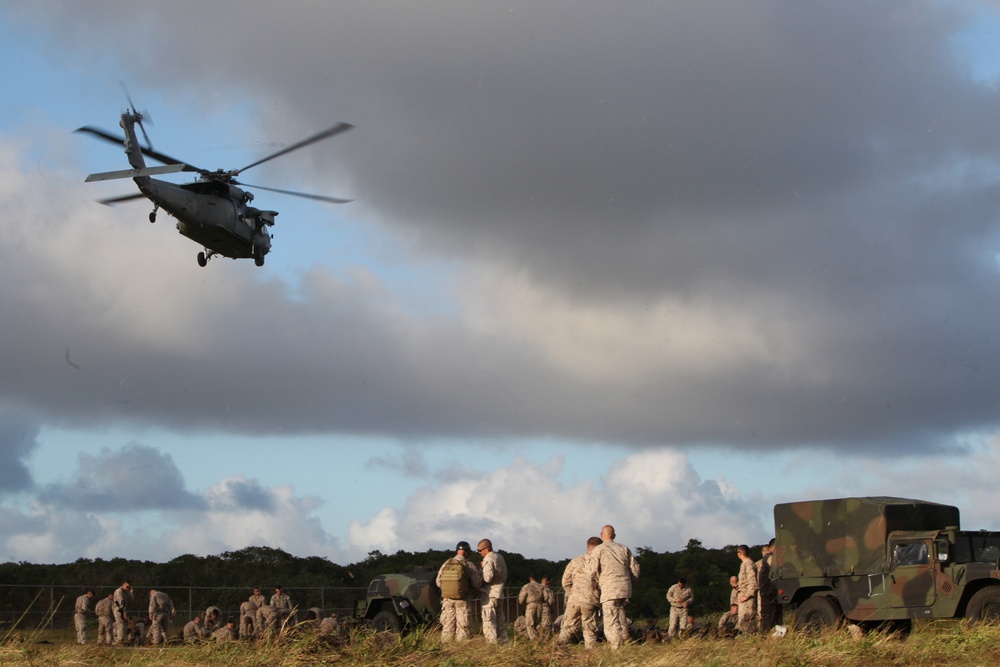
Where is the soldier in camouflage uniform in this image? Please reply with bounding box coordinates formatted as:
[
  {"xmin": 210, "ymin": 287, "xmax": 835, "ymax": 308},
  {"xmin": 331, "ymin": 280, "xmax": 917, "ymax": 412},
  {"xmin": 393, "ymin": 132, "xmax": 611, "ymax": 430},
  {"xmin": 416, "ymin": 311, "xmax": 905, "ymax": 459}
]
[
  {"xmin": 592, "ymin": 525, "xmax": 640, "ymax": 649},
  {"xmin": 539, "ymin": 576, "xmax": 555, "ymax": 640},
  {"xmin": 147, "ymin": 588, "xmax": 175, "ymax": 645},
  {"xmin": 665, "ymin": 577, "xmax": 694, "ymax": 638},
  {"xmin": 256, "ymin": 604, "xmax": 280, "ymax": 636},
  {"xmin": 95, "ymin": 593, "xmax": 114, "ymax": 645},
  {"xmin": 73, "ymin": 590, "xmax": 94, "ymax": 644},
  {"xmin": 757, "ymin": 538, "xmax": 779, "ymax": 634},
  {"xmin": 183, "ymin": 616, "xmax": 204, "ymax": 643},
  {"xmin": 112, "ymin": 581, "xmax": 134, "ymax": 645},
  {"xmin": 729, "ymin": 575, "xmax": 739, "ymax": 606},
  {"xmin": 212, "ymin": 620, "xmax": 236, "ymax": 642},
  {"xmin": 239, "ymin": 598, "xmax": 258, "ymax": 639},
  {"xmin": 271, "ymin": 587, "xmax": 294, "ymax": 627},
  {"xmin": 518, "ymin": 575, "xmax": 544, "ymax": 640},
  {"xmin": 249, "ymin": 587, "xmax": 266, "ymax": 610},
  {"xmin": 736, "ymin": 545, "xmax": 758, "ymax": 634},
  {"xmin": 478, "ymin": 538, "xmax": 508, "ymax": 643},
  {"xmin": 558, "ymin": 536, "xmax": 602, "ymax": 648},
  {"xmin": 436, "ymin": 541, "xmax": 483, "ymax": 642}
]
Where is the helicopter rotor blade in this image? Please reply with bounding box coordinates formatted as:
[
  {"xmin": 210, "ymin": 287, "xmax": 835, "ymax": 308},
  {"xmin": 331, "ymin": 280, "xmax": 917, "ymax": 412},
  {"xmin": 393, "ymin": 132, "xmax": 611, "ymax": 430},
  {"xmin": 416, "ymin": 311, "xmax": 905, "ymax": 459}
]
[
  {"xmin": 234, "ymin": 122, "xmax": 354, "ymax": 175},
  {"xmin": 75, "ymin": 126, "xmax": 202, "ymax": 172},
  {"xmin": 235, "ymin": 181, "xmax": 353, "ymax": 204},
  {"xmin": 96, "ymin": 192, "xmax": 148, "ymax": 206},
  {"xmin": 119, "ymin": 81, "xmax": 155, "ymax": 148}
]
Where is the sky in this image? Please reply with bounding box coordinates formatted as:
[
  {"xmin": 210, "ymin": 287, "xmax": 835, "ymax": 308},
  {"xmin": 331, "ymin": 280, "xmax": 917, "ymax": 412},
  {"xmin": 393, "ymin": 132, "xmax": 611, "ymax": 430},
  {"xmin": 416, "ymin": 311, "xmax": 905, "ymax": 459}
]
[{"xmin": 2, "ymin": 1, "xmax": 1000, "ymax": 567}]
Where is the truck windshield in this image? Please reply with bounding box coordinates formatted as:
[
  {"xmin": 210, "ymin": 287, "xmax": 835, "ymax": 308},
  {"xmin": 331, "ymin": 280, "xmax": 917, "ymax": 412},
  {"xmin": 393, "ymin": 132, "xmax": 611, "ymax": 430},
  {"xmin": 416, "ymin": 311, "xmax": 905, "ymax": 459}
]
[
  {"xmin": 893, "ymin": 542, "xmax": 929, "ymax": 566},
  {"xmin": 954, "ymin": 534, "xmax": 1000, "ymax": 564}
]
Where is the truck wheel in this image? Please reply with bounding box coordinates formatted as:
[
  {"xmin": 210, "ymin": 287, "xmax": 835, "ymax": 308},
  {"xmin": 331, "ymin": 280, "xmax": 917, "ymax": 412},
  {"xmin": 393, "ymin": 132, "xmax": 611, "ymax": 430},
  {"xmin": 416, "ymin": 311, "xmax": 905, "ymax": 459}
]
[
  {"xmin": 371, "ymin": 610, "xmax": 402, "ymax": 633},
  {"xmin": 794, "ymin": 595, "xmax": 843, "ymax": 634},
  {"xmin": 966, "ymin": 587, "xmax": 1000, "ymax": 623}
]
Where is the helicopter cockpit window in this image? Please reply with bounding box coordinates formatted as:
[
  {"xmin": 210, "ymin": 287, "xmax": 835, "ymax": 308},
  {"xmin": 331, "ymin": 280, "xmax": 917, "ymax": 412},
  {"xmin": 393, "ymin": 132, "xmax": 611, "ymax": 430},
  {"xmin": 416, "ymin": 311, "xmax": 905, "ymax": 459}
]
[{"xmin": 893, "ymin": 542, "xmax": 929, "ymax": 566}]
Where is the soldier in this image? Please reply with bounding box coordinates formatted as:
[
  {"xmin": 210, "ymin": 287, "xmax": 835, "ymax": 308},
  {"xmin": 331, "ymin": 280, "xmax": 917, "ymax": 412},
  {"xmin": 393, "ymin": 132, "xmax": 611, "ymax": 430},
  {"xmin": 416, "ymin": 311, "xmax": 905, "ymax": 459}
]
[
  {"xmin": 666, "ymin": 577, "xmax": 694, "ymax": 638},
  {"xmin": 147, "ymin": 588, "xmax": 175, "ymax": 645},
  {"xmin": 319, "ymin": 612, "xmax": 340, "ymax": 634},
  {"xmin": 591, "ymin": 525, "xmax": 640, "ymax": 649},
  {"xmin": 73, "ymin": 590, "xmax": 94, "ymax": 644},
  {"xmin": 736, "ymin": 545, "xmax": 758, "ymax": 634},
  {"xmin": 718, "ymin": 603, "xmax": 739, "ymax": 637},
  {"xmin": 256, "ymin": 603, "xmax": 280, "ymax": 636},
  {"xmin": 204, "ymin": 606, "xmax": 221, "ymax": 633},
  {"xmin": 558, "ymin": 536, "xmax": 602, "ymax": 648},
  {"xmin": 112, "ymin": 580, "xmax": 134, "ymax": 645},
  {"xmin": 758, "ymin": 538, "xmax": 780, "ymax": 634},
  {"xmin": 249, "ymin": 587, "xmax": 266, "ymax": 610},
  {"xmin": 539, "ymin": 576, "xmax": 555, "ymax": 640},
  {"xmin": 729, "ymin": 575, "xmax": 739, "ymax": 606},
  {"xmin": 239, "ymin": 598, "xmax": 258, "ymax": 639},
  {"xmin": 95, "ymin": 593, "xmax": 114, "ymax": 645},
  {"xmin": 213, "ymin": 619, "xmax": 237, "ymax": 642},
  {"xmin": 477, "ymin": 538, "xmax": 508, "ymax": 644},
  {"xmin": 183, "ymin": 615, "xmax": 204, "ymax": 643},
  {"xmin": 517, "ymin": 574, "xmax": 544, "ymax": 640},
  {"xmin": 271, "ymin": 586, "xmax": 294, "ymax": 627},
  {"xmin": 436, "ymin": 540, "xmax": 483, "ymax": 642}
]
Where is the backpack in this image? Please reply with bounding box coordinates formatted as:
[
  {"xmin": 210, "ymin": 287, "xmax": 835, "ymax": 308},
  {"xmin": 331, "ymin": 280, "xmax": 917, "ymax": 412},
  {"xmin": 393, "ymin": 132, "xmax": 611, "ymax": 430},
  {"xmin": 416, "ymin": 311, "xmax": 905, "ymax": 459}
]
[{"xmin": 439, "ymin": 559, "xmax": 469, "ymax": 600}]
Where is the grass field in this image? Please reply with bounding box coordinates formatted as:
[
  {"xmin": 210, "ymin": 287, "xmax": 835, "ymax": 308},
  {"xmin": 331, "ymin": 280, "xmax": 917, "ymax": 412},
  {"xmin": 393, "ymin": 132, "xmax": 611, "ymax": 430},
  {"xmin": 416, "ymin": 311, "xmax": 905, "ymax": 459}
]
[{"xmin": 4, "ymin": 622, "xmax": 1000, "ymax": 666}]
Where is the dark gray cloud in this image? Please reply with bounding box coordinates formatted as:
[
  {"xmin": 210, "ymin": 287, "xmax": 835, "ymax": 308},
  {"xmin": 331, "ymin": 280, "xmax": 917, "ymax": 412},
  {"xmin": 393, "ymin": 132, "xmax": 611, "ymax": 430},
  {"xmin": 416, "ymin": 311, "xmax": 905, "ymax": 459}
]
[
  {"xmin": 0, "ymin": 413, "xmax": 39, "ymax": 492},
  {"xmin": 1, "ymin": 1, "xmax": 999, "ymax": 454},
  {"xmin": 39, "ymin": 444, "xmax": 206, "ymax": 511},
  {"xmin": 206, "ymin": 478, "xmax": 276, "ymax": 513}
]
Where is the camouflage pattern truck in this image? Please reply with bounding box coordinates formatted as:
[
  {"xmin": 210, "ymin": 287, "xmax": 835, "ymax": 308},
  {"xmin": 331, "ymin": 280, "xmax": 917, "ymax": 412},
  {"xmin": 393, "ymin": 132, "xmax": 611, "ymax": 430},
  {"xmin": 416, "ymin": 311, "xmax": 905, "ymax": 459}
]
[
  {"xmin": 773, "ymin": 496, "xmax": 1000, "ymax": 632},
  {"xmin": 355, "ymin": 570, "xmax": 442, "ymax": 632}
]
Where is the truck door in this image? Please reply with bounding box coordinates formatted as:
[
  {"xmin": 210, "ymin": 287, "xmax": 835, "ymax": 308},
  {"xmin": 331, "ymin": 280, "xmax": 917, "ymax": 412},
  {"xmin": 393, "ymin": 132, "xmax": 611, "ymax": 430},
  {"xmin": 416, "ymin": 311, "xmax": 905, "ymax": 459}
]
[{"xmin": 889, "ymin": 539, "xmax": 935, "ymax": 608}]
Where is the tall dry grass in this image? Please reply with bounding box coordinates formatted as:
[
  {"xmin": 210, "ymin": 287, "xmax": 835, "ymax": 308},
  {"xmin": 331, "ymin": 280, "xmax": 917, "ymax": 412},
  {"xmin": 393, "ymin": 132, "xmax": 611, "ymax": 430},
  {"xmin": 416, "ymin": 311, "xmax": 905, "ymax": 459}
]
[{"xmin": 3, "ymin": 622, "xmax": 1000, "ymax": 667}]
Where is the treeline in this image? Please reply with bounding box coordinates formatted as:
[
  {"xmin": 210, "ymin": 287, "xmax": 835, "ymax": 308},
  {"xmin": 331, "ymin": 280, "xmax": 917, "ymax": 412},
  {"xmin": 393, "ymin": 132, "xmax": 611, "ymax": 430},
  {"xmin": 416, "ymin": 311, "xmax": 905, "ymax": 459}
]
[{"xmin": 0, "ymin": 540, "xmax": 759, "ymax": 621}]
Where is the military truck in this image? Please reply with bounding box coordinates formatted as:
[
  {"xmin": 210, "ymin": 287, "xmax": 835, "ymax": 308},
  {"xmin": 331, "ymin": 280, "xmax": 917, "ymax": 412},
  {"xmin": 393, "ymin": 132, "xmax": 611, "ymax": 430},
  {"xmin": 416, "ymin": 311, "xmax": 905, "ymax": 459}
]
[
  {"xmin": 773, "ymin": 496, "xmax": 1000, "ymax": 633},
  {"xmin": 355, "ymin": 570, "xmax": 442, "ymax": 632}
]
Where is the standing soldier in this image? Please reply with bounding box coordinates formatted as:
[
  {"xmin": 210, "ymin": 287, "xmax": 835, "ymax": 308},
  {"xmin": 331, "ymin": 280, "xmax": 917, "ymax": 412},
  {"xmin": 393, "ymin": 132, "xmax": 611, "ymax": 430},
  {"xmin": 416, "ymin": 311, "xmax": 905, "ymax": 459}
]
[
  {"xmin": 95, "ymin": 593, "xmax": 114, "ymax": 645},
  {"xmin": 112, "ymin": 581, "xmax": 134, "ymax": 645},
  {"xmin": 477, "ymin": 538, "xmax": 508, "ymax": 643},
  {"xmin": 435, "ymin": 541, "xmax": 483, "ymax": 642},
  {"xmin": 665, "ymin": 577, "xmax": 694, "ymax": 638},
  {"xmin": 239, "ymin": 598, "xmax": 258, "ymax": 639},
  {"xmin": 517, "ymin": 575, "xmax": 544, "ymax": 640},
  {"xmin": 73, "ymin": 590, "xmax": 94, "ymax": 644},
  {"xmin": 591, "ymin": 525, "xmax": 640, "ymax": 649},
  {"xmin": 147, "ymin": 588, "xmax": 175, "ymax": 645},
  {"xmin": 539, "ymin": 576, "xmax": 555, "ymax": 640},
  {"xmin": 736, "ymin": 545, "xmax": 758, "ymax": 634},
  {"xmin": 558, "ymin": 536, "xmax": 602, "ymax": 648},
  {"xmin": 249, "ymin": 587, "xmax": 266, "ymax": 610},
  {"xmin": 757, "ymin": 538, "xmax": 780, "ymax": 633},
  {"xmin": 271, "ymin": 586, "xmax": 294, "ymax": 627}
]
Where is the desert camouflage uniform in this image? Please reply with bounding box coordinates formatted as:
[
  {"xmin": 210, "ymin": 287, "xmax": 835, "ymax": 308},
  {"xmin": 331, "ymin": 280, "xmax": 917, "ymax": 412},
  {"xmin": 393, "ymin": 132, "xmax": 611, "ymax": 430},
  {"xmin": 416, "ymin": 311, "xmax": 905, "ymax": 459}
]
[
  {"xmin": 95, "ymin": 595, "xmax": 114, "ymax": 645},
  {"xmin": 540, "ymin": 582, "xmax": 555, "ymax": 640},
  {"xmin": 271, "ymin": 592, "xmax": 294, "ymax": 626},
  {"xmin": 666, "ymin": 583, "xmax": 694, "ymax": 637},
  {"xmin": 147, "ymin": 591, "xmax": 174, "ymax": 645},
  {"xmin": 74, "ymin": 594, "xmax": 91, "ymax": 644},
  {"xmin": 249, "ymin": 591, "xmax": 266, "ymax": 609},
  {"xmin": 213, "ymin": 625, "xmax": 236, "ymax": 642},
  {"xmin": 240, "ymin": 600, "xmax": 258, "ymax": 638},
  {"xmin": 592, "ymin": 539, "xmax": 640, "ymax": 649},
  {"xmin": 518, "ymin": 580, "xmax": 544, "ymax": 640},
  {"xmin": 204, "ymin": 606, "xmax": 221, "ymax": 632},
  {"xmin": 112, "ymin": 585, "xmax": 133, "ymax": 644},
  {"xmin": 183, "ymin": 618, "xmax": 203, "ymax": 643},
  {"xmin": 436, "ymin": 554, "xmax": 483, "ymax": 642},
  {"xmin": 737, "ymin": 558, "xmax": 758, "ymax": 633},
  {"xmin": 558, "ymin": 553, "xmax": 600, "ymax": 647},
  {"xmin": 256, "ymin": 604, "xmax": 279, "ymax": 635},
  {"xmin": 319, "ymin": 614, "xmax": 339, "ymax": 634},
  {"xmin": 480, "ymin": 550, "xmax": 508, "ymax": 643}
]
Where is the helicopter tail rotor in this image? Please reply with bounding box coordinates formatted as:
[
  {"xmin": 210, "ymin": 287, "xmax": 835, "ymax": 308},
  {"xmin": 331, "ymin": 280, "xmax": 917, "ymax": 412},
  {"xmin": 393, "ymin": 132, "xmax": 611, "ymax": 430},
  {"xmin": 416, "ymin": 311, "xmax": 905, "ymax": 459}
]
[{"xmin": 119, "ymin": 81, "xmax": 154, "ymax": 149}]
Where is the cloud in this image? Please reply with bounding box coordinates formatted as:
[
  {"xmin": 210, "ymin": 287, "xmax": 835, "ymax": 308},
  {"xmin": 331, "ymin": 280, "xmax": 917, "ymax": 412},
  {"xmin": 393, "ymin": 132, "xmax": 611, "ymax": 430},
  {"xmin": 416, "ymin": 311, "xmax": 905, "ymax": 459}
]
[
  {"xmin": 0, "ymin": 411, "xmax": 39, "ymax": 492},
  {"xmin": 347, "ymin": 451, "xmax": 766, "ymax": 560},
  {"xmin": 0, "ymin": 1, "xmax": 999, "ymax": 458}
]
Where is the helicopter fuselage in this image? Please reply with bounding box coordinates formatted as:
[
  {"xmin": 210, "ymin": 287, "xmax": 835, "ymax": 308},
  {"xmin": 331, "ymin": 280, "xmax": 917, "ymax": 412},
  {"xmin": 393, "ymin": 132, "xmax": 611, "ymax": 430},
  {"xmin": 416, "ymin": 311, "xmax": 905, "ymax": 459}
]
[{"xmin": 136, "ymin": 177, "xmax": 275, "ymax": 261}]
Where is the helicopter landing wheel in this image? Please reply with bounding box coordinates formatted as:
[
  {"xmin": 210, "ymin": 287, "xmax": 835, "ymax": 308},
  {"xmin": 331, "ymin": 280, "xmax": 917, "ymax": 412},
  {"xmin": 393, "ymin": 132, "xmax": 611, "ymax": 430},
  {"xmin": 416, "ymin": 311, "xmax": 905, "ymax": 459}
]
[
  {"xmin": 254, "ymin": 254, "xmax": 265, "ymax": 267},
  {"xmin": 149, "ymin": 211, "xmax": 156, "ymax": 223},
  {"xmin": 197, "ymin": 251, "xmax": 208, "ymax": 268}
]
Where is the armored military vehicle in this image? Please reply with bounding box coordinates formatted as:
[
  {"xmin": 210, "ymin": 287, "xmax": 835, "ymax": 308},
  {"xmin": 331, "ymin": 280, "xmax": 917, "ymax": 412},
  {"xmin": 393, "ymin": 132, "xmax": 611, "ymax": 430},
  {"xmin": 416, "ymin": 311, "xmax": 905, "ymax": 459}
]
[
  {"xmin": 355, "ymin": 570, "xmax": 442, "ymax": 632},
  {"xmin": 773, "ymin": 497, "xmax": 1000, "ymax": 633}
]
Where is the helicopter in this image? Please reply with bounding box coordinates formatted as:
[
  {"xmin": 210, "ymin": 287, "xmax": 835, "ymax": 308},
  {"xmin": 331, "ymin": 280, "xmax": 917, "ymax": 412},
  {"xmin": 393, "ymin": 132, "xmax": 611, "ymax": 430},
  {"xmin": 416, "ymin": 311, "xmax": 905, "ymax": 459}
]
[{"xmin": 78, "ymin": 100, "xmax": 353, "ymax": 267}]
